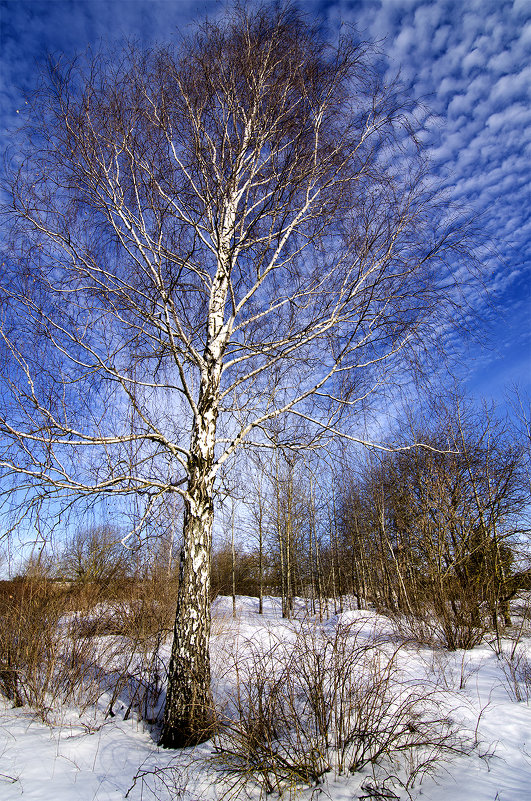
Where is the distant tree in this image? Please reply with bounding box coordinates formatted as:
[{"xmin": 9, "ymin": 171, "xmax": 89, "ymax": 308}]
[
  {"xmin": 58, "ymin": 525, "xmax": 131, "ymax": 601},
  {"xmin": 339, "ymin": 401, "xmax": 530, "ymax": 647},
  {"xmin": 1, "ymin": 4, "xmax": 478, "ymax": 744}
]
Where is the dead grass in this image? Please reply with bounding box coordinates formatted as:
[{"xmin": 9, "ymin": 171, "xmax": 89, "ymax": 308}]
[{"xmin": 0, "ymin": 571, "xmax": 175, "ymax": 725}]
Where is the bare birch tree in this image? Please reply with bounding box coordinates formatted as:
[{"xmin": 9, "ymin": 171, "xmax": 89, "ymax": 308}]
[{"xmin": 1, "ymin": 4, "xmax": 475, "ymax": 746}]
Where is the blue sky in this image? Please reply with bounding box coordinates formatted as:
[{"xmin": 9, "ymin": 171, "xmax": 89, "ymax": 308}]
[{"xmin": 1, "ymin": 0, "xmax": 530, "ymax": 404}]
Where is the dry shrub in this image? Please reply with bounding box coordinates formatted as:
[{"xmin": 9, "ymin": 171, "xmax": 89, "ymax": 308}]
[
  {"xmin": 492, "ymin": 595, "xmax": 531, "ymax": 703},
  {"xmin": 498, "ymin": 643, "xmax": 531, "ymax": 703},
  {"xmin": 69, "ymin": 574, "xmax": 178, "ymax": 640},
  {"xmin": 98, "ymin": 578, "xmax": 178, "ymax": 724},
  {"xmin": 0, "ymin": 574, "xmax": 68, "ymax": 712},
  {"xmin": 212, "ymin": 620, "xmax": 475, "ymax": 797},
  {"xmin": 0, "ymin": 568, "xmax": 176, "ymax": 725},
  {"xmin": 387, "ymin": 598, "xmax": 488, "ymax": 651},
  {"xmin": 0, "ymin": 574, "xmax": 118, "ymax": 720}
]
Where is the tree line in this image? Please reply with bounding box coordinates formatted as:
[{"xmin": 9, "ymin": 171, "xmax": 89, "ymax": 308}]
[
  {"xmin": 214, "ymin": 398, "xmax": 530, "ymax": 646},
  {"xmin": 8, "ymin": 393, "xmax": 527, "ymax": 655}
]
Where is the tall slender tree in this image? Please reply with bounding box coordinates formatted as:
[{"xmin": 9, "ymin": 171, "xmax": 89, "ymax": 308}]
[{"xmin": 1, "ymin": 4, "xmax": 476, "ymax": 745}]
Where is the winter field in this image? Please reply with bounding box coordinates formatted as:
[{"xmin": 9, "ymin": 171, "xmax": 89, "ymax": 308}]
[{"xmin": 1, "ymin": 595, "xmax": 530, "ymax": 801}]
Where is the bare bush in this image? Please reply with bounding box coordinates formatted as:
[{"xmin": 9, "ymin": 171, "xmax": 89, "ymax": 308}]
[
  {"xmin": 0, "ymin": 571, "xmax": 67, "ymax": 714},
  {"xmin": 212, "ymin": 620, "xmax": 475, "ymax": 797},
  {"xmin": 492, "ymin": 595, "xmax": 531, "ymax": 703},
  {"xmin": 498, "ymin": 644, "xmax": 531, "ymax": 703},
  {"xmin": 0, "ymin": 564, "xmax": 173, "ymax": 724},
  {"xmin": 58, "ymin": 526, "xmax": 132, "ymax": 610},
  {"xmin": 388, "ymin": 605, "xmax": 488, "ymax": 652},
  {"xmin": 126, "ymin": 763, "xmax": 192, "ymax": 801},
  {"xmin": 337, "ymin": 401, "xmax": 530, "ymax": 651}
]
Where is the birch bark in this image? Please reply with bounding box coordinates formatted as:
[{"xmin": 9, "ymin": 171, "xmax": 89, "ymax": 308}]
[
  {"xmin": 160, "ymin": 358, "xmax": 222, "ymax": 745},
  {"xmin": 160, "ymin": 186, "xmax": 233, "ymax": 744}
]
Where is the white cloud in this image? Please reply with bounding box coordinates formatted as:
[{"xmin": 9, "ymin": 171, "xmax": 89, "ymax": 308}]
[
  {"xmin": 462, "ymin": 47, "xmax": 485, "ymax": 73},
  {"xmin": 491, "ymin": 65, "xmax": 531, "ymax": 103},
  {"xmin": 486, "ymin": 102, "xmax": 531, "ymax": 133},
  {"xmin": 520, "ymin": 22, "xmax": 531, "ymax": 46}
]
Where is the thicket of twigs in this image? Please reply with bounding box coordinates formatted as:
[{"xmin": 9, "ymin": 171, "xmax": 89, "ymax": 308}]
[
  {"xmin": 210, "ymin": 619, "xmax": 480, "ymax": 798},
  {"xmin": 0, "ymin": 560, "xmax": 177, "ymax": 725}
]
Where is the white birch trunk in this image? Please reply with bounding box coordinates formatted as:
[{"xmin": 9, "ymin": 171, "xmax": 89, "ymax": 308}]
[{"xmin": 160, "ymin": 228, "xmax": 231, "ymax": 746}]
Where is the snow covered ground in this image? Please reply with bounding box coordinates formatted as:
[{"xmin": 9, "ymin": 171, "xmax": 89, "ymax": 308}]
[{"xmin": 1, "ymin": 596, "xmax": 530, "ymax": 800}]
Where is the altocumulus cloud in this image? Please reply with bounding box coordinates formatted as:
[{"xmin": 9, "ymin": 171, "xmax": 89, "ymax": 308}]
[
  {"xmin": 326, "ymin": 0, "xmax": 530, "ymax": 396},
  {"xmin": 1, "ymin": 0, "xmax": 530, "ymax": 398}
]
